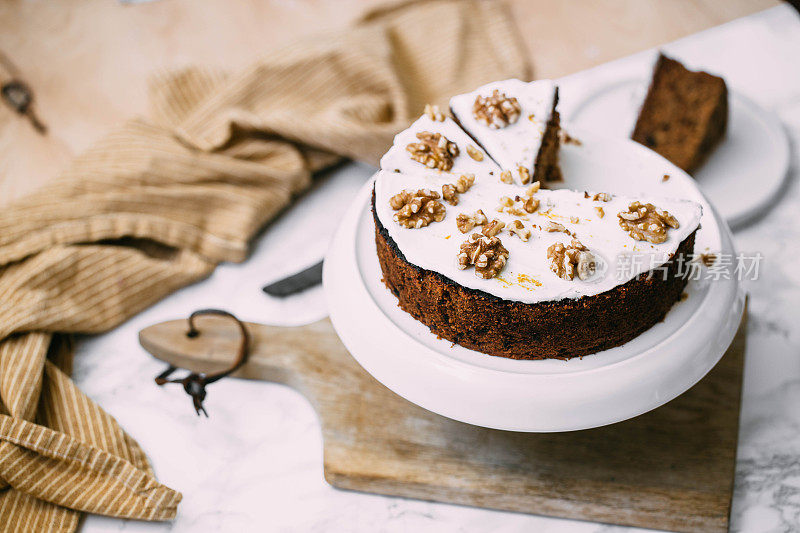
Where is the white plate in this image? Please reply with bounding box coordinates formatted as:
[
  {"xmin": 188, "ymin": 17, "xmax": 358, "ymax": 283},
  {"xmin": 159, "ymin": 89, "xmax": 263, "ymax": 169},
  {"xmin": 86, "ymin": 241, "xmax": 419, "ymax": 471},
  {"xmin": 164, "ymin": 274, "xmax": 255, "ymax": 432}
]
[
  {"xmin": 568, "ymin": 80, "xmax": 790, "ymax": 228},
  {"xmin": 324, "ymin": 129, "xmax": 744, "ymax": 432}
]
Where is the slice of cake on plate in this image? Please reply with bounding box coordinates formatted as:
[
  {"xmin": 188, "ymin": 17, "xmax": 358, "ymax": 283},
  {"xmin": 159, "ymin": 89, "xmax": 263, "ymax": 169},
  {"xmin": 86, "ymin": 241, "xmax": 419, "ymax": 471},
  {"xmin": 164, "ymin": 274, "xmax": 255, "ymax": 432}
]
[
  {"xmin": 450, "ymin": 79, "xmax": 562, "ymax": 185},
  {"xmin": 632, "ymin": 53, "xmax": 728, "ymax": 173}
]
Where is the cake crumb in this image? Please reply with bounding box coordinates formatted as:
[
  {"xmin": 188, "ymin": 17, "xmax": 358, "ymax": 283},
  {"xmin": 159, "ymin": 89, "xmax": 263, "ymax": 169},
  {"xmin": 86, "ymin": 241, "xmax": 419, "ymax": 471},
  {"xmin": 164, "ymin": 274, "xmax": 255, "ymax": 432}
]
[
  {"xmin": 562, "ymin": 132, "xmax": 582, "ymax": 146},
  {"xmin": 680, "ymin": 292, "xmax": 689, "ymax": 302},
  {"xmin": 662, "ymin": 174, "xmax": 671, "ymax": 182},
  {"xmin": 700, "ymin": 253, "xmax": 717, "ymax": 266}
]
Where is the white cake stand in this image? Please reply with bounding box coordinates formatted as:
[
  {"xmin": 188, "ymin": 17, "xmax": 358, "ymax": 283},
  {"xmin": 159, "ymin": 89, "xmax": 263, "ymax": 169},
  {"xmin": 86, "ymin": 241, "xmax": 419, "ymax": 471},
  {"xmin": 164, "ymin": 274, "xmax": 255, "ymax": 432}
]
[{"xmin": 324, "ymin": 128, "xmax": 744, "ymax": 432}]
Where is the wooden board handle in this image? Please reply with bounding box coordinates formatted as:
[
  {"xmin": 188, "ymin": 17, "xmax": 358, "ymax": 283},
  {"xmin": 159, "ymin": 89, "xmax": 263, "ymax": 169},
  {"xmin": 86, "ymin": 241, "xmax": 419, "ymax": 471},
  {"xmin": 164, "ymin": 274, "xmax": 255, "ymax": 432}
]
[{"xmin": 139, "ymin": 315, "xmax": 347, "ymax": 392}]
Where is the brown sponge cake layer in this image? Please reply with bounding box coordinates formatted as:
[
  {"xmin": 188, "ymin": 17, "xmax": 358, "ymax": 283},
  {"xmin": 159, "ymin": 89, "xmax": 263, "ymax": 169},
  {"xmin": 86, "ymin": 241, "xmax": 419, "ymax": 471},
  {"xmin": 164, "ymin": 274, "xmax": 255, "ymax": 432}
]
[
  {"xmin": 373, "ymin": 193, "xmax": 694, "ymax": 360},
  {"xmin": 632, "ymin": 54, "xmax": 728, "ymax": 173}
]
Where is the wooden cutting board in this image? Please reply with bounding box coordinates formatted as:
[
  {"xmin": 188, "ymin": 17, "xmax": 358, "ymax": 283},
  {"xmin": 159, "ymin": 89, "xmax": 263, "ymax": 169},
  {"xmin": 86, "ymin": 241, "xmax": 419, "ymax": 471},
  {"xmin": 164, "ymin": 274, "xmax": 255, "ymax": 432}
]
[{"xmin": 140, "ymin": 309, "xmax": 746, "ymax": 533}]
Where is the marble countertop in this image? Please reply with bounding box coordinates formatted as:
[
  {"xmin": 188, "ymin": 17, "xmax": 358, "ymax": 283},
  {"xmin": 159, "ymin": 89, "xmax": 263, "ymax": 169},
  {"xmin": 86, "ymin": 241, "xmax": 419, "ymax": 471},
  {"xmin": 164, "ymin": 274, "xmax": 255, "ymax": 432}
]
[{"xmin": 78, "ymin": 6, "xmax": 800, "ymax": 532}]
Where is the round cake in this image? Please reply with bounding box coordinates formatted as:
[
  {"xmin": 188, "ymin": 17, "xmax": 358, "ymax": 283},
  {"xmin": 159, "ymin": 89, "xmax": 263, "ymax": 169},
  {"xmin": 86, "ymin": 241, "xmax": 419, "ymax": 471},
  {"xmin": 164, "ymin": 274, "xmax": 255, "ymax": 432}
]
[{"xmin": 374, "ymin": 79, "xmax": 702, "ymax": 360}]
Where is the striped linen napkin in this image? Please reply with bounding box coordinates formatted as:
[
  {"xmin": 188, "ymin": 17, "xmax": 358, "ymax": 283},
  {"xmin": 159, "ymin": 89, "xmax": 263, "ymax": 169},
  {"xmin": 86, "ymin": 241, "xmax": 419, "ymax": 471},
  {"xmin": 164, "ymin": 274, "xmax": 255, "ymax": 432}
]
[{"xmin": 0, "ymin": 0, "xmax": 529, "ymax": 530}]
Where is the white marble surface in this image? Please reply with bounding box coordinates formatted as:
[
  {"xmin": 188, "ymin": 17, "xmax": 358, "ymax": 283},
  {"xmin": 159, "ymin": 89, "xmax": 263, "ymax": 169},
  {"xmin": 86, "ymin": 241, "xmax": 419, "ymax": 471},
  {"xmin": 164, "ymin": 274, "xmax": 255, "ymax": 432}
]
[{"xmin": 76, "ymin": 6, "xmax": 800, "ymax": 532}]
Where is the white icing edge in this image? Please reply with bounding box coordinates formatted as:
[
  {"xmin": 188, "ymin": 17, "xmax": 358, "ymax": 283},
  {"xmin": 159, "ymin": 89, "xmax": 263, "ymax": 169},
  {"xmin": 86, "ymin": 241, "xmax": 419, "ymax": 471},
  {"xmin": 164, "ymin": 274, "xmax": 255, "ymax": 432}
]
[
  {"xmin": 375, "ymin": 169, "xmax": 702, "ymax": 304},
  {"xmin": 379, "ymin": 115, "xmax": 500, "ymax": 179},
  {"xmin": 449, "ymin": 79, "xmax": 556, "ymax": 176}
]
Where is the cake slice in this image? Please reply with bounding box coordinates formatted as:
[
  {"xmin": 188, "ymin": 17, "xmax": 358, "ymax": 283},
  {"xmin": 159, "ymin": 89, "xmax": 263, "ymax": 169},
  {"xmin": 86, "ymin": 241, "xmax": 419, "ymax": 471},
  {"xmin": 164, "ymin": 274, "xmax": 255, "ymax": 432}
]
[
  {"xmin": 450, "ymin": 79, "xmax": 562, "ymax": 185},
  {"xmin": 632, "ymin": 53, "xmax": 728, "ymax": 173},
  {"xmin": 380, "ymin": 113, "xmax": 500, "ymax": 179}
]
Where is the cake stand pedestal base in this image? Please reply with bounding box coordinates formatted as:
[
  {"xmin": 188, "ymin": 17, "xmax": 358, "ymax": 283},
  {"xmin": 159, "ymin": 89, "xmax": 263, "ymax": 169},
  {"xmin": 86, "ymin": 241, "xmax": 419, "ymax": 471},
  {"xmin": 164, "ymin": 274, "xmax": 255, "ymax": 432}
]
[{"xmin": 140, "ymin": 304, "xmax": 746, "ymax": 533}]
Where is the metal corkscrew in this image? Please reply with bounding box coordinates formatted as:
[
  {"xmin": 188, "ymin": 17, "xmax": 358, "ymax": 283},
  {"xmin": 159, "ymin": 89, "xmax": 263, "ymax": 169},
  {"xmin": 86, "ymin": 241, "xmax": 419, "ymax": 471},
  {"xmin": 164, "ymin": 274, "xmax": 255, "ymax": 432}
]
[{"xmin": 0, "ymin": 49, "xmax": 47, "ymax": 134}]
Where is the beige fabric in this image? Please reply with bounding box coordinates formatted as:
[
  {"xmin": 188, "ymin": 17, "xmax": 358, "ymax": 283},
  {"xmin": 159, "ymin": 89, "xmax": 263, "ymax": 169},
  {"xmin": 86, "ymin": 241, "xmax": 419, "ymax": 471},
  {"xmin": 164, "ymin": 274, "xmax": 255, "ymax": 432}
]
[{"xmin": 0, "ymin": 1, "xmax": 529, "ymax": 530}]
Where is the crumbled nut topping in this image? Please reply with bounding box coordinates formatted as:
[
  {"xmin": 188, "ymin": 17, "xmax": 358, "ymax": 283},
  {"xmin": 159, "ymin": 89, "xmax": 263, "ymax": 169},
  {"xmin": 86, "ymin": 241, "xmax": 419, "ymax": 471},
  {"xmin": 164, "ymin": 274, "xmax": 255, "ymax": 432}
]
[
  {"xmin": 406, "ymin": 131, "xmax": 459, "ymax": 171},
  {"xmin": 508, "ymin": 220, "xmax": 531, "ymax": 241},
  {"xmin": 390, "ymin": 189, "xmax": 446, "ymax": 229},
  {"xmin": 424, "ymin": 103, "xmax": 445, "ymax": 122},
  {"xmin": 561, "ymin": 132, "xmax": 582, "ymax": 146},
  {"xmin": 545, "ymin": 220, "xmax": 571, "ymax": 235},
  {"xmin": 441, "ymin": 174, "xmax": 475, "ymax": 206},
  {"xmin": 595, "ymin": 206, "xmax": 605, "ymax": 218},
  {"xmin": 472, "ymin": 90, "xmax": 521, "ymax": 129},
  {"xmin": 466, "ymin": 144, "xmax": 484, "ymax": 161},
  {"xmin": 500, "ymin": 170, "xmax": 513, "ymax": 184},
  {"xmin": 442, "ymin": 183, "xmax": 458, "ymax": 206},
  {"xmin": 456, "ymin": 209, "xmax": 488, "ymax": 233},
  {"xmin": 496, "ymin": 195, "xmax": 532, "ymax": 217},
  {"xmin": 521, "ymin": 195, "xmax": 539, "ymax": 214},
  {"xmin": 518, "ymin": 165, "xmax": 531, "ymax": 185},
  {"xmin": 592, "ymin": 192, "xmax": 612, "ymax": 202},
  {"xmin": 547, "ymin": 239, "xmax": 596, "ymax": 281},
  {"xmin": 454, "ymin": 173, "xmax": 475, "ymax": 193},
  {"xmin": 481, "ymin": 219, "xmax": 505, "ymax": 237},
  {"xmin": 570, "ymin": 216, "xmax": 580, "ymax": 224},
  {"xmin": 617, "ymin": 201, "xmax": 679, "ymax": 244},
  {"xmin": 457, "ymin": 233, "xmax": 509, "ymax": 279},
  {"xmin": 496, "ymin": 182, "xmax": 540, "ymax": 217}
]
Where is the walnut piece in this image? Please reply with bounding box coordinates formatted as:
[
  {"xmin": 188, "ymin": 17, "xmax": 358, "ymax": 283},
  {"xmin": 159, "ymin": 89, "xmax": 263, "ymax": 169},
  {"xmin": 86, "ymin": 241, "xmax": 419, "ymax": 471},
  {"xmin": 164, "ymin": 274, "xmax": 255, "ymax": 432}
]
[
  {"xmin": 499, "ymin": 170, "xmax": 513, "ymax": 184},
  {"xmin": 617, "ymin": 201, "xmax": 679, "ymax": 244},
  {"xmin": 424, "ymin": 103, "xmax": 445, "ymax": 122},
  {"xmin": 496, "ymin": 193, "xmax": 537, "ymax": 217},
  {"xmin": 455, "ymin": 173, "xmax": 475, "ymax": 192},
  {"xmin": 481, "ymin": 219, "xmax": 505, "ymax": 237},
  {"xmin": 456, "ymin": 209, "xmax": 488, "ymax": 233},
  {"xmin": 390, "ymin": 189, "xmax": 446, "ymax": 229},
  {"xmin": 406, "ymin": 131, "xmax": 459, "ymax": 171},
  {"xmin": 595, "ymin": 206, "xmax": 605, "ymax": 218},
  {"xmin": 547, "ymin": 239, "xmax": 596, "ymax": 281},
  {"xmin": 518, "ymin": 165, "xmax": 532, "ymax": 185},
  {"xmin": 442, "ymin": 183, "xmax": 458, "ymax": 206},
  {"xmin": 473, "ymin": 90, "xmax": 522, "ymax": 129},
  {"xmin": 442, "ymin": 174, "xmax": 475, "ymax": 206},
  {"xmin": 592, "ymin": 192, "xmax": 612, "ymax": 202},
  {"xmin": 545, "ymin": 220, "xmax": 571, "ymax": 235},
  {"xmin": 457, "ymin": 233, "xmax": 509, "ymax": 279},
  {"xmin": 508, "ymin": 220, "xmax": 531, "ymax": 241},
  {"xmin": 522, "ymin": 195, "xmax": 539, "ymax": 214},
  {"xmin": 466, "ymin": 144, "xmax": 484, "ymax": 161}
]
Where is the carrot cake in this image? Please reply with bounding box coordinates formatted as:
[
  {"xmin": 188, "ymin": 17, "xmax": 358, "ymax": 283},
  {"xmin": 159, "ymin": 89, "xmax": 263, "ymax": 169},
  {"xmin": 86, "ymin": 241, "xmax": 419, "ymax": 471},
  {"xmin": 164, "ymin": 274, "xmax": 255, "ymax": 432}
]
[{"xmin": 374, "ymin": 79, "xmax": 702, "ymax": 360}]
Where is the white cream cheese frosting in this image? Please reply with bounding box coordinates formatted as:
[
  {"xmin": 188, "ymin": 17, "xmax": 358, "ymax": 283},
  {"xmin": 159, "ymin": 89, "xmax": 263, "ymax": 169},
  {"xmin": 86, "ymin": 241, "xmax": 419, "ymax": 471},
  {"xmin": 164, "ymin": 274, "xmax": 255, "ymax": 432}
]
[
  {"xmin": 379, "ymin": 115, "xmax": 500, "ymax": 178},
  {"xmin": 449, "ymin": 79, "xmax": 556, "ymax": 176},
  {"xmin": 374, "ymin": 169, "xmax": 702, "ymax": 304}
]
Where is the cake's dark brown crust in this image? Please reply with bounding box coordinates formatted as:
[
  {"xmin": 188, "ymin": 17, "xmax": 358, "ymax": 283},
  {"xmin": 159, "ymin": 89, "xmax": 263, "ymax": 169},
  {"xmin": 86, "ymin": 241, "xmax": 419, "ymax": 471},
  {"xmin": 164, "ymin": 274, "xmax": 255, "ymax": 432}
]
[
  {"xmin": 534, "ymin": 88, "xmax": 563, "ymax": 183},
  {"xmin": 632, "ymin": 53, "xmax": 728, "ymax": 174},
  {"xmin": 373, "ymin": 191, "xmax": 694, "ymax": 360}
]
